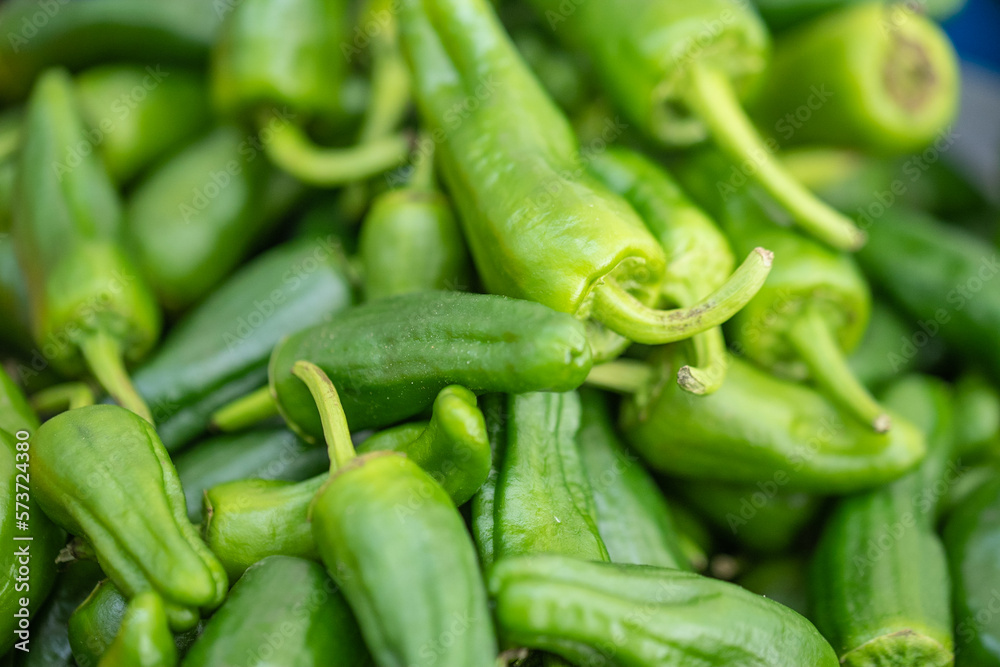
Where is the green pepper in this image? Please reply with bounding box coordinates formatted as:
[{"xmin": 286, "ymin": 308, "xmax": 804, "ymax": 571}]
[
  {"xmin": 847, "ymin": 300, "xmax": 947, "ymax": 391},
  {"xmin": 31, "ymin": 405, "xmax": 228, "ymax": 630},
  {"xmin": 400, "ymin": 0, "xmax": 773, "ymax": 347},
  {"xmin": 0, "ymin": 0, "xmax": 222, "ymax": 103},
  {"xmin": 752, "ymin": 0, "xmax": 967, "ymax": 33},
  {"xmin": 1, "ymin": 371, "xmax": 64, "ymax": 656},
  {"xmin": 203, "ymin": 383, "xmax": 492, "ymax": 580},
  {"xmin": 68, "ymin": 579, "xmax": 129, "ymax": 667},
  {"xmin": 97, "ymin": 592, "xmax": 177, "ymax": 667},
  {"xmin": 261, "ymin": 291, "xmax": 592, "ymax": 440},
  {"xmin": 607, "ymin": 347, "xmax": 925, "ymax": 493},
  {"xmin": 944, "ymin": 475, "xmax": 1000, "ymax": 667},
  {"xmin": 811, "ymin": 375, "xmax": 956, "ymax": 666},
  {"xmin": 174, "ymin": 428, "xmax": 329, "ymax": 523},
  {"xmin": 751, "ymin": 3, "xmax": 958, "ymax": 155},
  {"xmin": 489, "ymin": 553, "xmax": 839, "ymax": 666},
  {"xmin": 298, "ymin": 360, "xmax": 497, "ymax": 667},
  {"xmin": 12, "ymin": 68, "xmax": 160, "ymax": 422},
  {"xmin": 125, "ymin": 125, "xmax": 303, "ymax": 311},
  {"xmin": 211, "ymin": 0, "xmax": 411, "ymax": 186},
  {"xmin": 576, "ymin": 389, "xmax": 689, "ymax": 569},
  {"xmin": 526, "ymin": 0, "xmax": 863, "ymax": 251},
  {"xmin": 131, "ymin": 235, "xmax": 354, "ymax": 451},
  {"xmin": 588, "ymin": 147, "xmax": 742, "ymax": 393},
  {"xmin": 676, "ymin": 149, "xmax": 888, "ymax": 432},
  {"xmin": 75, "ymin": 64, "xmax": 211, "ymax": 185},
  {"xmin": 857, "ymin": 207, "xmax": 1000, "ymax": 384},
  {"xmin": 181, "ymin": 556, "xmax": 371, "ymax": 667}
]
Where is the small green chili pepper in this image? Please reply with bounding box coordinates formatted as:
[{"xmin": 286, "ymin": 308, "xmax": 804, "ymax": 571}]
[
  {"xmin": 181, "ymin": 555, "xmax": 371, "ymax": 667},
  {"xmin": 489, "ymin": 553, "xmax": 839, "ymax": 666},
  {"xmin": 125, "ymin": 125, "xmax": 303, "ymax": 311},
  {"xmin": 97, "ymin": 592, "xmax": 177, "ymax": 667},
  {"xmin": 526, "ymin": 0, "xmax": 863, "ymax": 250},
  {"xmin": 31, "ymin": 405, "xmax": 228, "ymax": 630},
  {"xmin": 12, "ymin": 68, "xmax": 160, "ymax": 422},
  {"xmin": 400, "ymin": 0, "xmax": 773, "ymax": 347},
  {"xmin": 811, "ymin": 375, "xmax": 955, "ymax": 666},
  {"xmin": 577, "ymin": 388, "xmax": 688, "ymax": 569},
  {"xmin": 298, "ymin": 360, "xmax": 497, "ymax": 667}
]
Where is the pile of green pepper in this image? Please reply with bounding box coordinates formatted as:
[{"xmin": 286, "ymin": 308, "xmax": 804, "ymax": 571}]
[{"xmin": 1, "ymin": 0, "xmax": 996, "ymax": 665}]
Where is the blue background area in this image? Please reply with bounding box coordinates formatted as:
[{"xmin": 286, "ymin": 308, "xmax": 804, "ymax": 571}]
[{"xmin": 944, "ymin": 0, "xmax": 1000, "ymax": 70}]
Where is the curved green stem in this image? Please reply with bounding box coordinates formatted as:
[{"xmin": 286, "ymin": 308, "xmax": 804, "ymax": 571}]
[
  {"xmin": 677, "ymin": 326, "xmax": 729, "ymax": 395},
  {"xmin": 684, "ymin": 64, "xmax": 865, "ymax": 251},
  {"xmin": 210, "ymin": 385, "xmax": 278, "ymax": 432},
  {"xmin": 786, "ymin": 305, "xmax": 891, "ymax": 432},
  {"xmin": 263, "ymin": 118, "xmax": 411, "ymax": 187},
  {"xmin": 79, "ymin": 331, "xmax": 152, "ymax": 424},
  {"xmin": 291, "ymin": 361, "xmax": 356, "ymax": 473},
  {"xmin": 591, "ymin": 247, "xmax": 773, "ymax": 345},
  {"xmin": 585, "ymin": 359, "xmax": 654, "ymax": 395},
  {"xmin": 30, "ymin": 382, "xmax": 95, "ymax": 414},
  {"xmin": 358, "ymin": 5, "xmax": 411, "ymax": 143}
]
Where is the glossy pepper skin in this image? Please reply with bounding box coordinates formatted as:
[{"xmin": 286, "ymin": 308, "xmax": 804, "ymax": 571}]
[
  {"xmin": 269, "ymin": 291, "xmax": 592, "ymax": 439},
  {"xmin": 399, "ymin": 0, "xmax": 772, "ymax": 346},
  {"xmin": 576, "ymin": 389, "xmax": 689, "ymax": 569},
  {"xmin": 811, "ymin": 376, "xmax": 956, "ymax": 667},
  {"xmin": 619, "ymin": 348, "xmax": 925, "ymax": 493},
  {"xmin": 12, "ymin": 68, "xmax": 160, "ymax": 421},
  {"xmin": 125, "ymin": 125, "xmax": 302, "ymax": 311},
  {"xmin": 31, "ymin": 405, "xmax": 228, "ymax": 630},
  {"xmin": 944, "ymin": 476, "xmax": 1000, "ymax": 667},
  {"xmin": 75, "ymin": 64, "xmax": 211, "ymax": 184},
  {"xmin": 181, "ymin": 556, "xmax": 371, "ymax": 667},
  {"xmin": 131, "ymin": 236, "xmax": 354, "ymax": 451},
  {"xmin": 752, "ymin": 3, "xmax": 958, "ymax": 154},
  {"xmin": 489, "ymin": 554, "xmax": 839, "ymax": 667},
  {"xmin": 297, "ymin": 361, "xmax": 497, "ymax": 667},
  {"xmin": 97, "ymin": 592, "xmax": 177, "ymax": 667},
  {"xmin": 0, "ymin": 0, "xmax": 222, "ymax": 103},
  {"xmin": 857, "ymin": 207, "xmax": 1000, "ymax": 384},
  {"xmin": 203, "ymin": 384, "xmax": 492, "ymax": 580}
]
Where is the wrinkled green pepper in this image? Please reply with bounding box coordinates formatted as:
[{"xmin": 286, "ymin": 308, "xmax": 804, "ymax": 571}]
[
  {"xmin": 131, "ymin": 235, "xmax": 354, "ymax": 451},
  {"xmin": 75, "ymin": 64, "xmax": 211, "ymax": 184},
  {"xmin": 613, "ymin": 347, "xmax": 925, "ymax": 492},
  {"xmin": 181, "ymin": 556, "xmax": 371, "ymax": 667},
  {"xmin": 31, "ymin": 405, "xmax": 228, "ymax": 630},
  {"xmin": 577, "ymin": 389, "xmax": 688, "ymax": 569},
  {"xmin": 299, "ymin": 361, "xmax": 497, "ymax": 667},
  {"xmin": 125, "ymin": 125, "xmax": 303, "ymax": 311},
  {"xmin": 400, "ymin": 0, "xmax": 773, "ymax": 346},
  {"xmin": 489, "ymin": 554, "xmax": 839, "ymax": 666},
  {"xmin": 12, "ymin": 68, "xmax": 160, "ymax": 421},
  {"xmin": 811, "ymin": 376, "xmax": 956, "ymax": 666},
  {"xmin": 526, "ymin": 0, "xmax": 863, "ymax": 250}
]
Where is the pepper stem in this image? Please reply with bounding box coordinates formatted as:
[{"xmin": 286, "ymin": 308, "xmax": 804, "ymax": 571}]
[
  {"xmin": 79, "ymin": 331, "xmax": 153, "ymax": 424},
  {"xmin": 683, "ymin": 63, "xmax": 865, "ymax": 251},
  {"xmin": 786, "ymin": 305, "xmax": 891, "ymax": 433},
  {"xmin": 30, "ymin": 382, "xmax": 95, "ymax": 414},
  {"xmin": 591, "ymin": 247, "xmax": 773, "ymax": 345},
  {"xmin": 291, "ymin": 361, "xmax": 356, "ymax": 473},
  {"xmin": 262, "ymin": 117, "xmax": 411, "ymax": 187},
  {"xmin": 677, "ymin": 326, "xmax": 729, "ymax": 395},
  {"xmin": 585, "ymin": 359, "xmax": 654, "ymax": 395},
  {"xmin": 210, "ymin": 386, "xmax": 278, "ymax": 432}
]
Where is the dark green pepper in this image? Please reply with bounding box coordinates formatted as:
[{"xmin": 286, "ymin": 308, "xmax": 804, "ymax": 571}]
[
  {"xmin": 400, "ymin": 0, "xmax": 773, "ymax": 346},
  {"xmin": 526, "ymin": 0, "xmax": 863, "ymax": 250},
  {"xmin": 75, "ymin": 64, "xmax": 211, "ymax": 185},
  {"xmin": 125, "ymin": 125, "xmax": 303, "ymax": 311},
  {"xmin": 489, "ymin": 554, "xmax": 839, "ymax": 666},
  {"xmin": 752, "ymin": 3, "xmax": 958, "ymax": 154},
  {"xmin": 811, "ymin": 375, "xmax": 956, "ymax": 666},
  {"xmin": 12, "ymin": 68, "xmax": 160, "ymax": 421},
  {"xmin": 576, "ymin": 388, "xmax": 688, "ymax": 569},
  {"xmin": 203, "ymin": 384, "xmax": 492, "ymax": 580},
  {"xmin": 299, "ymin": 361, "xmax": 497, "ymax": 667},
  {"xmin": 181, "ymin": 556, "xmax": 371, "ymax": 667},
  {"xmin": 31, "ymin": 405, "xmax": 228, "ymax": 630},
  {"xmin": 130, "ymin": 235, "xmax": 354, "ymax": 451},
  {"xmin": 612, "ymin": 347, "xmax": 925, "ymax": 493},
  {"xmin": 68, "ymin": 580, "xmax": 129, "ymax": 667}
]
